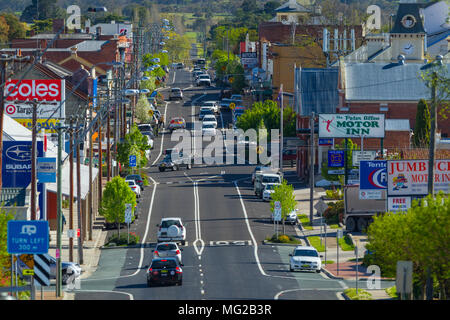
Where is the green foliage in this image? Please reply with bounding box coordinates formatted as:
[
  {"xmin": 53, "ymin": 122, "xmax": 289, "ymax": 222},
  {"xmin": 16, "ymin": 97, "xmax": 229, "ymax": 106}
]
[
  {"xmin": 31, "ymin": 19, "xmax": 53, "ymax": 33},
  {"xmin": 323, "ymin": 200, "xmax": 344, "ymax": 224},
  {"xmin": 236, "ymin": 100, "xmax": 297, "ymax": 138},
  {"xmin": 366, "ymin": 192, "xmax": 450, "ymax": 299},
  {"xmin": 0, "ymin": 208, "xmax": 15, "ymax": 276},
  {"xmin": 266, "ymin": 234, "xmax": 301, "ymax": 244},
  {"xmin": 338, "ymin": 235, "xmax": 355, "ymax": 251},
  {"xmin": 307, "ymin": 236, "xmax": 326, "ymax": 252},
  {"xmin": 99, "ymin": 176, "xmax": 137, "ymax": 236},
  {"xmin": 0, "ymin": 13, "xmax": 26, "ymax": 41},
  {"xmin": 325, "ymin": 188, "xmax": 343, "ymax": 200},
  {"xmin": 298, "ymin": 214, "xmax": 313, "ymax": 230},
  {"xmin": 344, "ymin": 288, "xmax": 372, "ymax": 300},
  {"xmin": 270, "ymin": 179, "xmax": 296, "ymax": 220},
  {"xmin": 135, "ymin": 95, "xmax": 152, "ymax": 124},
  {"xmin": 20, "ymin": 0, "xmax": 65, "ymax": 23},
  {"xmin": 117, "ymin": 124, "xmax": 150, "ymax": 170},
  {"xmin": 413, "ymin": 99, "xmax": 430, "ymax": 147},
  {"xmin": 420, "ymin": 64, "xmax": 450, "ymax": 120},
  {"xmin": 164, "ymin": 31, "xmax": 191, "ymax": 64}
]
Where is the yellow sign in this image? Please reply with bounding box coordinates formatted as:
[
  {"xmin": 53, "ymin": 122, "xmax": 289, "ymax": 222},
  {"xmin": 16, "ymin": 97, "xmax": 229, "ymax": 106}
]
[
  {"xmin": 14, "ymin": 254, "xmax": 34, "ymax": 269},
  {"xmin": 257, "ymin": 146, "xmax": 264, "ymax": 155},
  {"xmin": 15, "ymin": 118, "xmax": 61, "ymax": 133},
  {"xmin": 148, "ymin": 110, "xmax": 154, "ymax": 117},
  {"xmin": 23, "ymin": 269, "xmax": 34, "ymax": 276},
  {"xmin": 229, "ymin": 77, "xmax": 234, "ymax": 83},
  {"xmin": 229, "ymin": 103, "xmax": 236, "ymax": 110}
]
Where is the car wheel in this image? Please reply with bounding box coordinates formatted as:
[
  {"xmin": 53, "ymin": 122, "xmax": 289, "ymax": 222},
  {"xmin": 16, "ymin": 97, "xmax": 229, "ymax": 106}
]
[
  {"xmin": 187, "ymin": 163, "xmax": 192, "ymax": 170},
  {"xmin": 316, "ymin": 270, "xmax": 321, "ymax": 273},
  {"xmin": 181, "ymin": 240, "xmax": 186, "ymax": 246},
  {"xmin": 178, "ymin": 279, "xmax": 182, "ymax": 286},
  {"xmin": 290, "ymin": 267, "xmax": 294, "ymax": 272},
  {"xmin": 159, "ymin": 168, "xmax": 164, "ymax": 172},
  {"xmin": 147, "ymin": 280, "xmax": 152, "ymax": 287},
  {"xmin": 172, "ymin": 165, "xmax": 178, "ymax": 171}
]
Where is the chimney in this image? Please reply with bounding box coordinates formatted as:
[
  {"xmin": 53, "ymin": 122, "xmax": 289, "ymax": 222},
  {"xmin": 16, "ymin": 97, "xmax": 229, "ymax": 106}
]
[
  {"xmin": 70, "ymin": 46, "xmax": 78, "ymax": 56},
  {"xmin": 96, "ymin": 27, "xmax": 102, "ymax": 40}
]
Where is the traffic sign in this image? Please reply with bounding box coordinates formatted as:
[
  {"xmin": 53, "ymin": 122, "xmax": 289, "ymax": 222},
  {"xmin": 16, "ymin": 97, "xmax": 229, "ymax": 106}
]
[
  {"xmin": 23, "ymin": 269, "xmax": 34, "ymax": 276},
  {"xmin": 129, "ymin": 155, "xmax": 137, "ymax": 167},
  {"xmin": 319, "ymin": 138, "xmax": 333, "ymax": 146},
  {"xmin": 34, "ymin": 254, "xmax": 50, "ymax": 286},
  {"xmin": 328, "ymin": 150, "xmax": 345, "ymax": 167},
  {"xmin": 229, "ymin": 103, "xmax": 236, "ymax": 110},
  {"xmin": 256, "ymin": 146, "xmax": 264, "ymax": 154},
  {"xmin": 7, "ymin": 221, "xmax": 49, "ymax": 254},
  {"xmin": 125, "ymin": 204, "xmax": 133, "ymax": 224},
  {"xmin": 352, "ymin": 151, "xmax": 376, "ymax": 166},
  {"xmin": 337, "ymin": 229, "xmax": 343, "ymax": 239},
  {"xmin": 273, "ymin": 201, "xmax": 282, "ymax": 221},
  {"xmin": 314, "ymin": 200, "xmax": 329, "ymax": 215}
]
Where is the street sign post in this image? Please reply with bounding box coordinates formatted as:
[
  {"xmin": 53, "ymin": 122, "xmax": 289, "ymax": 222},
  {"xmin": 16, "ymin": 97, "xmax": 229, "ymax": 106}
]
[
  {"xmin": 396, "ymin": 261, "xmax": 413, "ymax": 300},
  {"xmin": 125, "ymin": 204, "xmax": 132, "ymax": 244},
  {"xmin": 328, "ymin": 150, "xmax": 345, "ymax": 167},
  {"xmin": 129, "ymin": 155, "xmax": 137, "ymax": 168},
  {"xmin": 337, "ymin": 229, "xmax": 343, "ymax": 275},
  {"xmin": 274, "ymin": 201, "xmax": 281, "ymax": 238}
]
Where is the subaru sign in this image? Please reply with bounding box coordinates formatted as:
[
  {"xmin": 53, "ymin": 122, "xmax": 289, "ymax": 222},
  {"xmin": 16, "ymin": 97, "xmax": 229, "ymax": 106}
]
[
  {"xmin": 2, "ymin": 141, "xmax": 44, "ymax": 188},
  {"xmin": 7, "ymin": 220, "xmax": 49, "ymax": 254},
  {"xmin": 359, "ymin": 160, "xmax": 387, "ymax": 190}
]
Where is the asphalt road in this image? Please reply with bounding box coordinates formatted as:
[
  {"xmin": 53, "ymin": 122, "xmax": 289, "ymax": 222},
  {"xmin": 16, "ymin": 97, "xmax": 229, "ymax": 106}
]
[{"xmin": 73, "ymin": 64, "xmax": 389, "ymax": 301}]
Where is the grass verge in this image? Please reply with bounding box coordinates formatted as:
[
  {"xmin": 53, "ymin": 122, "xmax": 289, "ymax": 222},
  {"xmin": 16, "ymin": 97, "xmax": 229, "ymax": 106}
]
[
  {"xmin": 339, "ymin": 235, "xmax": 355, "ymax": 251},
  {"xmin": 343, "ymin": 288, "xmax": 372, "ymax": 300},
  {"xmin": 298, "ymin": 214, "xmax": 313, "ymax": 230},
  {"xmin": 265, "ymin": 234, "xmax": 302, "ymax": 245},
  {"xmin": 385, "ymin": 286, "xmax": 398, "ymax": 299},
  {"xmin": 307, "ymin": 236, "xmax": 325, "ymax": 252}
]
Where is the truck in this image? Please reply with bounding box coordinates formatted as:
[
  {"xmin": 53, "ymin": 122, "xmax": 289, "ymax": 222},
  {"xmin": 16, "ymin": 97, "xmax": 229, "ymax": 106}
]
[
  {"xmin": 343, "ymin": 185, "xmax": 387, "ymax": 232},
  {"xmin": 254, "ymin": 172, "xmax": 282, "ymax": 199}
]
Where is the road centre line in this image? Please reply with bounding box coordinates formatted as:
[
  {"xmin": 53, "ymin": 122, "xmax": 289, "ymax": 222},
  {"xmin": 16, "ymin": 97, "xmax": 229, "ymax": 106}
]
[{"xmin": 151, "ymin": 101, "xmax": 168, "ymax": 166}]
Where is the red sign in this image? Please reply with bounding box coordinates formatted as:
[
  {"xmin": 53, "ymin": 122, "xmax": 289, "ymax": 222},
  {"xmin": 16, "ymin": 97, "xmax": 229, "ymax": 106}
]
[
  {"xmin": 77, "ymin": 229, "xmax": 80, "ymax": 238},
  {"xmin": 5, "ymin": 79, "xmax": 63, "ymax": 101}
]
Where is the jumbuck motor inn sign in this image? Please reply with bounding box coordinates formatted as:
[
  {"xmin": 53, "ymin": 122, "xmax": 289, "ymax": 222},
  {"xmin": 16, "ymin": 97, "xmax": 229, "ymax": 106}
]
[
  {"xmin": 387, "ymin": 159, "xmax": 450, "ymax": 196},
  {"xmin": 319, "ymin": 114, "xmax": 385, "ymax": 138}
]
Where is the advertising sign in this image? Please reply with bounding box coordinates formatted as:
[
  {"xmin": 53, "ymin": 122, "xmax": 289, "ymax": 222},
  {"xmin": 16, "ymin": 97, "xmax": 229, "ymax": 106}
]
[
  {"xmin": 241, "ymin": 52, "xmax": 258, "ymax": 70},
  {"xmin": 15, "ymin": 118, "xmax": 61, "ymax": 134},
  {"xmin": 37, "ymin": 157, "xmax": 56, "ymax": 183},
  {"xmin": 319, "ymin": 114, "xmax": 385, "ymax": 138},
  {"xmin": 352, "ymin": 151, "xmax": 377, "ymax": 166},
  {"xmin": 328, "ymin": 150, "xmax": 345, "ymax": 167},
  {"xmin": 4, "ymin": 102, "xmax": 64, "ymax": 119},
  {"xmin": 360, "ymin": 160, "xmax": 387, "ymax": 190},
  {"xmin": 5, "ymin": 79, "xmax": 64, "ymax": 101},
  {"xmin": 359, "ymin": 189, "xmax": 383, "ymax": 200},
  {"xmin": 387, "ymin": 159, "xmax": 450, "ymax": 196},
  {"xmin": 7, "ymin": 220, "xmax": 49, "ymax": 254},
  {"xmin": 2, "ymin": 141, "xmax": 44, "ymax": 188},
  {"xmin": 388, "ymin": 197, "xmax": 411, "ymax": 212},
  {"xmin": 319, "ymin": 138, "xmax": 333, "ymax": 146}
]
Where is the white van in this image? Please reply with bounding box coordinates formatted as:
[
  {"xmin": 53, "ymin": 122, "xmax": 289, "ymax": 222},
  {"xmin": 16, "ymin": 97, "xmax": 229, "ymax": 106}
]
[{"xmin": 254, "ymin": 173, "xmax": 282, "ymax": 198}]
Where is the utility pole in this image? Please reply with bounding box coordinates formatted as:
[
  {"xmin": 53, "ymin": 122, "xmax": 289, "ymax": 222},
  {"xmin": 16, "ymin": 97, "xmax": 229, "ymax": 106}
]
[
  {"xmin": 30, "ymin": 99, "xmax": 38, "ymax": 220},
  {"xmin": 69, "ymin": 116, "xmax": 74, "ymax": 262},
  {"xmin": 279, "ymin": 85, "xmax": 284, "ymax": 174},
  {"xmin": 426, "ymin": 70, "xmax": 438, "ymax": 300},
  {"xmin": 56, "ymin": 125, "xmax": 63, "ymax": 297},
  {"xmin": 98, "ymin": 106, "xmax": 103, "ymax": 206},
  {"xmin": 107, "ymin": 88, "xmax": 111, "ymax": 181},
  {"xmin": 309, "ymin": 112, "xmax": 315, "ymax": 224},
  {"xmin": 75, "ymin": 116, "xmax": 83, "ymax": 264},
  {"xmin": 88, "ymin": 97, "xmax": 93, "ymax": 241},
  {"xmin": 0, "ymin": 57, "xmax": 10, "ymax": 195}
]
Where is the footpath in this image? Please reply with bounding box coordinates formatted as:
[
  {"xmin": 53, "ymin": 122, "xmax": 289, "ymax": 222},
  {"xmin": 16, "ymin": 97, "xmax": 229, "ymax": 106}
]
[{"xmin": 282, "ymin": 168, "xmax": 393, "ymax": 300}]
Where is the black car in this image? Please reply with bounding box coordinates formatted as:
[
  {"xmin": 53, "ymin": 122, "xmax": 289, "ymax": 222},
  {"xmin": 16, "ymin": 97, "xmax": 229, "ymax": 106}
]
[
  {"xmin": 146, "ymin": 257, "xmax": 183, "ymax": 286},
  {"xmin": 125, "ymin": 174, "xmax": 145, "ymax": 190},
  {"xmin": 158, "ymin": 153, "xmax": 192, "ymax": 172}
]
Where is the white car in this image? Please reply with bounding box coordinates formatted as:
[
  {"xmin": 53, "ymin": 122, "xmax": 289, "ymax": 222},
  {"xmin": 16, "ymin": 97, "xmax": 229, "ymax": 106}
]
[
  {"xmin": 202, "ymin": 114, "xmax": 217, "ymax": 128},
  {"xmin": 152, "ymin": 242, "xmax": 183, "ymax": 264},
  {"xmin": 201, "ymin": 101, "xmax": 219, "ymax": 114},
  {"xmin": 196, "ymin": 74, "xmax": 211, "ymax": 86},
  {"xmin": 289, "ymin": 246, "xmax": 322, "ymax": 273},
  {"xmin": 126, "ymin": 180, "xmax": 141, "ymax": 198},
  {"xmin": 157, "ymin": 218, "xmax": 186, "ymax": 245},
  {"xmin": 202, "ymin": 123, "xmax": 216, "ymax": 136},
  {"xmin": 262, "ymin": 183, "xmax": 280, "ymax": 201}
]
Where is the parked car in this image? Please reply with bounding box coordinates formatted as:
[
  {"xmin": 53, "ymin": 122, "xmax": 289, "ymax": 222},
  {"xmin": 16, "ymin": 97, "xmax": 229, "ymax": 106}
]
[
  {"xmin": 152, "ymin": 242, "xmax": 183, "ymax": 264},
  {"xmin": 176, "ymin": 62, "xmax": 184, "ymax": 69},
  {"xmin": 285, "ymin": 209, "xmax": 300, "ymax": 225},
  {"xmin": 252, "ymin": 166, "xmax": 273, "ymax": 185},
  {"xmin": 167, "ymin": 117, "xmax": 186, "ymax": 132},
  {"xmin": 219, "ymin": 98, "xmax": 233, "ymax": 109},
  {"xmin": 289, "ymin": 246, "xmax": 322, "ymax": 273},
  {"xmin": 230, "ymin": 94, "xmax": 242, "ymax": 101},
  {"xmin": 125, "ymin": 174, "xmax": 145, "ymax": 190},
  {"xmin": 202, "ymin": 114, "xmax": 217, "ymax": 128},
  {"xmin": 156, "ymin": 217, "xmax": 186, "ymax": 245},
  {"xmin": 146, "ymin": 257, "xmax": 183, "ymax": 287},
  {"xmin": 44, "ymin": 254, "xmax": 83, "ymax": 284},
  {"xmin": 169, "ymin": 88, "xmax": 183, "ymax": 100},
  {"xmin": 283, "ymin": 149, "xmax": 297, "ymax": 161},
  {"xmin": 262, "ymin": 183, "xmax": 280, "ymax": 201},
  {"xmin": 126, "ymin": 179, "xmax": 141, "ymax": 198},
  {"xmin": 138, "ymin": 124, "xmax": 153, "ymax": 135}
]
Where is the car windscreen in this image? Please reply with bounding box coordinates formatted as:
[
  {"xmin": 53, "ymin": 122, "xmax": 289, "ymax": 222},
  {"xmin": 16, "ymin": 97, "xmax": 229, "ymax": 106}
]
[
  {"xmin": 151, "ymin": 260, "xmax": 177, "ymax": 269},
  {"xmin": 156, "ymin": 243, "xmax": 177, "ymax": 251},
  {"xmin": 127, "ymin": 181, "xmax": 134, "ymax": 186},
  {"xmin": 138, "ymin": 125, "xmax": 152, "ymax": 131},
  {"xmin": 265, "ymin": 184, "xmax": 277, "ymax": 190},
  {"xmin": 200, "ymin": 110, "xmax": 213, "ymax": 115},
  {"xmin": 263, "ymin": 176, "xmax": 281, "ymax": 183},
  {"xmin": 294, "ymin": 250, "xmax": 318, "ymax": 257},
  {"xmin": 161, "ymin": 220, "xmax": 181, "ymax": 228}
]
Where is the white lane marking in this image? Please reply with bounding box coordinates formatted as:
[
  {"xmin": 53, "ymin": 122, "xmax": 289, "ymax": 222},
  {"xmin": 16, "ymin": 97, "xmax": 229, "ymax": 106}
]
[
  {"xmin": 72, "ymin": 289, "xmax": 133, "ymax": 300},
  {"xmin": 151, "ymin": 102, "xmax": 168, "ymax": 166},
  {"xmin": 172, "ymin": 71, "xmax": 176, "ymax": 84},
  {"xmin": 233, "ymin": 181, "xmax": 268, "ymax": 277},
  {"xmin": 274, "ymin": 288, "xmax": 345, "ymax": 300},
  {"xmin": 220, "ymin": 112, "xmax": 224, "ymax": 129}
]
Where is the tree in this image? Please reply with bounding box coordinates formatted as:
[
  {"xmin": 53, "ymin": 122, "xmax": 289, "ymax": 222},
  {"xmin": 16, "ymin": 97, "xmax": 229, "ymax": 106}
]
[
  {"xmin": 0, "ymin": 13, "xmax": 26, "ymax": 41},
  {"xmin": 135, "ymin": 95, "xmax": 152, "ymax": 124},
  {"xmin": 366, "ymin": 192, "xmax": 450, "ymax": 300},
  {"xmin": 321, "ymin": 139, "xmax": 359, "ymax": 183},
  {"xmin": 117, "ymin": 124, "xmax": 150, "ymax": 172},
  {"xmin": 413, "ymin": 99, "xmax": 431, "ymax": 147},
  {"xmin": 270, "ymin": 179, "xmax": 297, "ymax": 235},
  {"xmin": 99, "ymin": 176, "xmax": 137, "ymax": 237},
  {"xmin": 0, "ymin": 15, "xmax": 9, "ymax": 44},
  {"xmin": 20, "ymin": 0, "xmax": 65, "ymax": 23}
]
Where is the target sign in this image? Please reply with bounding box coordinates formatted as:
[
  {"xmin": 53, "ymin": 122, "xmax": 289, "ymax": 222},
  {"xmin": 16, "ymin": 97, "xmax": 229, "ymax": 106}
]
[{"xmin": 5, "ymin": 104, "xmax": 16, "ymax": 115}]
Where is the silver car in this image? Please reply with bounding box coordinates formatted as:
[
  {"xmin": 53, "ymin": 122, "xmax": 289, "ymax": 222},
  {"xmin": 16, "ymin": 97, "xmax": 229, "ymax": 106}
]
[
  {"xmin": 152, "ymin": 242, "xmax": 183, "ymax": 264},
  {"xmin": 169, "ymin": 88, "xmax": 183, "ymax": 100}
]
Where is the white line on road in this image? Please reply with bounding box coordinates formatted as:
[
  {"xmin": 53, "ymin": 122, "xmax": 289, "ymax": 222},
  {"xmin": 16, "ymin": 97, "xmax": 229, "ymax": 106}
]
[
  {"xmin": 151, "ymin": 102, "xmax": 168, "ymax": 166},
  {"xmin": 72, "ymin": 289, "xmax": 134, "ymax": 300}
]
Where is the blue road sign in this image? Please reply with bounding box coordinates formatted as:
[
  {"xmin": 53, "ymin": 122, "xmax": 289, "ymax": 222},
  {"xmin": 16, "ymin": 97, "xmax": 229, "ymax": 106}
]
[
  {"xmin": 359, "ymin": 160, "xmax": 387, "ymax": 190},
  {"xmin": 319, "ymin": 138, "xmax": 333, "ymax": 146},
  {"xmin": 7, "ymin": 220, "xmax": 49, "ymax": 254},
  {"xmin": 328, "ymin": 150, "xmax": 345, "ymax": 167},
  {"xmin": 37, "ymin": 157, "xmax": 56, "ymax": 183},
  {"xmin": 129, "ymin": 155, "xmax": 137, "ymax": 167}
]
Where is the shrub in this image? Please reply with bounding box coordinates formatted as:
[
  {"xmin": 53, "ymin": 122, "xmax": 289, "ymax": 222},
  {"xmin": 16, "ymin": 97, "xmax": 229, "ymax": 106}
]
[
  {"xmin": 325, "ymin": 188, "xmax": 343, "ymax": 200},
  {"xmin": 344, "ymin": 288, "xmax": 372, "ymax": 300},
  {"xmin": 323, "ymin": 200, "xmax": 344, "ymax": 224},
  {"xmin": 106, "ymin": 232, "xmax": 140, "ymax": 246}
]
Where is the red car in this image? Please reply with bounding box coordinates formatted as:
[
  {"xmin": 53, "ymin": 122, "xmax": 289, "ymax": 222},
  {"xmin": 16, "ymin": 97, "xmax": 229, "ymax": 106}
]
[{"xmin": 283, "ymin": 149, "xmax": 297, "ymax": 161}]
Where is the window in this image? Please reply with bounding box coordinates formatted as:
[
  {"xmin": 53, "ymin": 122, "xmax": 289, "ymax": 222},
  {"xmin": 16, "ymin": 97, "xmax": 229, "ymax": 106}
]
[
  {"xmin": 156, "ymin": 243, "xmax": 177, "ymax": 251},
  {"xmin": 161, "ymin": 220, "xmax": 181, "ymax": 228},
  {"xmin": 294, "ymin": 249, "xmax": 318, "ymax": 257},
  {"xmin": 151, "ymin": 259, "xmax": 177, "ymax": 268}
]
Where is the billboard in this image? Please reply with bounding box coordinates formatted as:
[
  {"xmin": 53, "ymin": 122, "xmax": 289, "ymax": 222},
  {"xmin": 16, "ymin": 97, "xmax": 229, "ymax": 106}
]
[
  {"xmin": 5, "ymin": 102, "xmax": 64, "ymax": 119},
  {"xmin": 241, "ymin": 52, "xmax": 258, "ymax": 70},
  {"xmin": 319, "ymin": 114, "xmax": 385, "ymax": 138},
  {"xmin": 15, "ymin": 118, "xmax": 61, "ymax": 134},
  {"xmin": 5, "ymin": 79, "xmax": 65, "ymax": 101},
  {"xmin": 328, "ymin": 150, "xmax": 345, "ymax": 167},
  {"xmin": 360, "ymin": 160, "xmax": 387, "ymax": 190},
  {"xmin": 352, "ymin": 150, "xmax": 377, "ymax": 166},
  {"xmin": 388, "ymin": 197, "xmax": 411, "ymax": 212},
  {"xmin": 387, "ymin": 159, "xmax": 450, "ymax": 196}
]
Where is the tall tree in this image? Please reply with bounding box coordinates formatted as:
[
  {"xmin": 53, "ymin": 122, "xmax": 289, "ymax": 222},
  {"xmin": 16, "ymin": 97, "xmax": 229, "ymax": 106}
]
[
  {"xmin": 0, "ymin": 13, "xmax": 26, "ymax": 41},
  {"xmin": 0, "ymin": 15, "xmax": 9, "ymax": 44},
  {"xmin": 413, "ymin": 99, "xmax": 431, "ymax": 147},
  {"xmin": 270, "ymin": 179, "xmax": 297, "ymax": 234},
  {"xmin": 20, "ymin": 0, "xmax": 65, "ymax": 23}
]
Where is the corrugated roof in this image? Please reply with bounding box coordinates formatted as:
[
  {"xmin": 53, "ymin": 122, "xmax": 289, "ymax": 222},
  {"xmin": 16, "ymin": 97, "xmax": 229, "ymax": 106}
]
[
  {"xmin": 70, "ymin": 40, "xmax": 108, "ymax": 52},
  {"xmin": 296, "ymin": 68, "xmax": 339, "ymax": 116},
  {"xmin": 344, "ymin": 62, "xmax": 450, "ymax": 101}
]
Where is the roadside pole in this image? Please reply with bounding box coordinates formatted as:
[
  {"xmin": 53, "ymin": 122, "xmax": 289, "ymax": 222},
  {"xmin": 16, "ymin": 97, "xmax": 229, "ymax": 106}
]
[
  {"xmin": 56, "ymin": 126, "xmax": 63, "ymax": 297},
  {"xmin": 355, "ymin": 244, "xmax": 359, "ymax": 295},
  {"xmin": 31, "ymin": 99, "xmax": 38, "ymax": 220},
  {"xmin": 69, "ymin": 117, "xmax": 74, "ymax": 262},
  {"xmin": 88, "ymin": 99, "xmax": 93, "ymax": 241},
  {"xmin": 75, "ymin": 117, "xmax": 83, "ymax": 264},
  {"xmin": 98, "ymin": 105, "xmax": 103, "ymax": 206},
  {"xmin": 324, "ymin": 223, "xmax": 327, "ymax": 265},
  {"xmin": 309, "ymin": 112, "xmax": 315, "ymax": 225},
  {"xmin": 0, "ymin": 57, "xmax": 11, "ymax": 195}
]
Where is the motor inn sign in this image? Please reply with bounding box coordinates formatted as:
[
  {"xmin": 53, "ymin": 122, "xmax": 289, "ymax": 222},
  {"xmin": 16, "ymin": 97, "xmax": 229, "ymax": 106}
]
[{"xmin": 319, "ymin": 114, "xmax": 385, "ymax": 138}]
